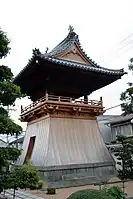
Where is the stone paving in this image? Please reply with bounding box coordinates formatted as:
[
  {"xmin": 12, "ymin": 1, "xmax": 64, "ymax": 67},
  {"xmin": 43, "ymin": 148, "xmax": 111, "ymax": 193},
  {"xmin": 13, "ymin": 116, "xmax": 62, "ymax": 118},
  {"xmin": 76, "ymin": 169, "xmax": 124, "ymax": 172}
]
[
  {"xmin": 24, "ymin": 180, "xmax": 133, "ymax": 199},
  {"xmin": 2, "ymin": 180, "xmax": 133, "ymax": 199},
  {"xmin": 2, "ymin": 189, "xmax": 43, "ymax": 199}
]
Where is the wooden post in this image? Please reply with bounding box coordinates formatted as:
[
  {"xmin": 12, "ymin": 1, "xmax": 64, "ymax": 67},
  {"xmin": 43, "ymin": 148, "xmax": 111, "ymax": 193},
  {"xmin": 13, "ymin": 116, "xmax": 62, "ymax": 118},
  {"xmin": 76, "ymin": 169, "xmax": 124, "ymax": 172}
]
[
  {"xmin": 21, "ymin": 105, "xmax": 23, "ymax": 112},
  {"xmin": 46, "ymin": 92, "xmax": 48, "ymax": 101},
  {"xmin": 84, "ymin": 95, "xmax": 88, "ymax": 104},
  {"xmin": 100, "ymin": 96, "xmax": 103, "ymax": 106}
]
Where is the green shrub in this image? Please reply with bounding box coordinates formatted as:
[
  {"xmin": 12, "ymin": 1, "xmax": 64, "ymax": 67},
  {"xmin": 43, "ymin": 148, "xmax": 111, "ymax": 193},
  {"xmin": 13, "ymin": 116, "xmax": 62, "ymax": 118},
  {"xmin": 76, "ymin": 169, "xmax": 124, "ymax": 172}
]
[
  {"xmin": 37, "ymin": 180, "xmax": 44, "ymax": 189},
  {"xmin": 106, "ymin": 186, "xmax": 125, "ymax": 199},
  {"xmin": 67, "ymin": 189, "xmax": 115, "ymax": 199}
]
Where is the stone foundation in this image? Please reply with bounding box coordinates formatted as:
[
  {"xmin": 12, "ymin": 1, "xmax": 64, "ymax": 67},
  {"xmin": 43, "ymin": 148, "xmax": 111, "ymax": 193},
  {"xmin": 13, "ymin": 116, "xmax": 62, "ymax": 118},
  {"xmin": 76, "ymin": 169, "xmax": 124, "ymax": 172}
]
[{"xmin": 38, "ymin": 163, "xmax": 116, "ymax": 188}]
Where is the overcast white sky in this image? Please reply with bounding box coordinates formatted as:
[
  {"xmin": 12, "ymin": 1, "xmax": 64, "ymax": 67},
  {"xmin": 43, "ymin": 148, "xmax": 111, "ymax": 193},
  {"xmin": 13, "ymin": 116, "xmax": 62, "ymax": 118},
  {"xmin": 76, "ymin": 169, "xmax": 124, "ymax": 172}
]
[{"xmin": 1, "ymin": 0, "xmax": 133, "ymax": 130}]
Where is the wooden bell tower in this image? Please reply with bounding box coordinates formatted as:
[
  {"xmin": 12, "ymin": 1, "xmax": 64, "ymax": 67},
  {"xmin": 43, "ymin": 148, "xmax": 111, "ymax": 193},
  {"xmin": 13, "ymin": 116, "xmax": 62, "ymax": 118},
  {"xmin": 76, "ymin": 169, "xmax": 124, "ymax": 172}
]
[{"xmin": 14, "ymin": 26, "xmax": 126, "ymax": 188}]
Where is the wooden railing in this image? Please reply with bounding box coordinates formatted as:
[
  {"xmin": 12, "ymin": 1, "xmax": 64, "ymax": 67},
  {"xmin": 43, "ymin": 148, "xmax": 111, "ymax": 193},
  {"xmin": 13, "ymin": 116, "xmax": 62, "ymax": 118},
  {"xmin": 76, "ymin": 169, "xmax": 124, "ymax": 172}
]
[{"xmin": 21, "ymin": 94, "xmax": 103, "ymax": 114}]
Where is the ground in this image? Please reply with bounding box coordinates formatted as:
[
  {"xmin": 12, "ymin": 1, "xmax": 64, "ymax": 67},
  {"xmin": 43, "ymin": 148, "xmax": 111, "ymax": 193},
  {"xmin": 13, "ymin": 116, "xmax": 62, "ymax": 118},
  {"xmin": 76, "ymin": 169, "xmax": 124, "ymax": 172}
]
[
  {"xmin": 23, "ymin": 178, "xmax": 133, "ymax": 199},
  {"xmin": 3, "ymin": 177, "xmax": 133, "ymax": 198}
]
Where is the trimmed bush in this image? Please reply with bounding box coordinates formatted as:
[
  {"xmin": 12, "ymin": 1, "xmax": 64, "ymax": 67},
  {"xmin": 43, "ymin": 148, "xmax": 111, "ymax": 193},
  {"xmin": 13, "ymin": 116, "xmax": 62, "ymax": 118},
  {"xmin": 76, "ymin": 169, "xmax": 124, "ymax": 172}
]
[
  {"xmin": 67, "ymin": 189, "xmax": 115, "ymax": 199},
  {"xmin": 106, "ymin": 186, "xmax": 125, "ymax": 199}
]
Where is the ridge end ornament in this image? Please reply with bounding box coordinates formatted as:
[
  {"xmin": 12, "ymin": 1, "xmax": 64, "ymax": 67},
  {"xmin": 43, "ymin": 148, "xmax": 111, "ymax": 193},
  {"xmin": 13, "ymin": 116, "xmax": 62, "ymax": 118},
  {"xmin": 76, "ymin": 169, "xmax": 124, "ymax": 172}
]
[{"xmin": 68, "ymin": 25, "xmax": 74, "ymax": 33}]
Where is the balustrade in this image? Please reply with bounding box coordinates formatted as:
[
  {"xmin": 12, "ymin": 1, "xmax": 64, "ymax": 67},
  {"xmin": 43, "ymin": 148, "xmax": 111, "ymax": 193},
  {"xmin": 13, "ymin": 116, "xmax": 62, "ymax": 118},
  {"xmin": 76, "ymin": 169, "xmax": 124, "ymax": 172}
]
[{"xmin": 21, "ymin": 94, "xmax": 103, "ymax": 114}]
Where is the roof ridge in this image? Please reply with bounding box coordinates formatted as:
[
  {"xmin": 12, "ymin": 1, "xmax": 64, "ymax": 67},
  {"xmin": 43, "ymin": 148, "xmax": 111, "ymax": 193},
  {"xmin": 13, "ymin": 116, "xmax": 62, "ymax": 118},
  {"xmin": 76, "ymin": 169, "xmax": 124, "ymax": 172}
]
[
  {"xmin": 109, "ymin": 114, "xmax": 133, "ymax": 124},
  {"xmin": 49, "ymin": 28, "xmax": 77, "ymax": 55},
  {"xmin": 48, "ymin": 26, "xmax": 109, "ymax": 69}
]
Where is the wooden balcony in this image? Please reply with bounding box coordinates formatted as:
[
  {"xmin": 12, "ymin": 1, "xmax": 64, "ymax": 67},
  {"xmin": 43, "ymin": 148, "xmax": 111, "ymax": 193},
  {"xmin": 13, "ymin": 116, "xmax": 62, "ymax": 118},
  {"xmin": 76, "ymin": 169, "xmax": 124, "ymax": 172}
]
[{"xmin": 21, "ymin": 94, "xmax": 104, "ymax": 122}]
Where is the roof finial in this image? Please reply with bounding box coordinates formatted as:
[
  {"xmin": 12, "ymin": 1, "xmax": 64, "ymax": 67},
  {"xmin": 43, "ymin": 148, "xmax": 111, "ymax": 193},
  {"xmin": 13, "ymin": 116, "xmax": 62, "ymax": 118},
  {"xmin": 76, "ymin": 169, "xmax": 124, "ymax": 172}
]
[
  {"xmin": 68, "ymin": 25, "xmax": 74, "ymax": 33},
  {"xmin": 45, "ymin": 47, "xmax": 49, "ymax": 53}
]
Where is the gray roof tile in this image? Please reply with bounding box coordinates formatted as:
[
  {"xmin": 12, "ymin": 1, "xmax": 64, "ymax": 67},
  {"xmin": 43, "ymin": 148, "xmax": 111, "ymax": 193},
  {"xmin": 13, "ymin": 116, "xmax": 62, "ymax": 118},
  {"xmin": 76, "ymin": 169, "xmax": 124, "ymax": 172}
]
[
  {"xmin": 13, "ymin": 27, "xmax": 127, "ymax": 82},
  {"xmin": 109, "ymin": 114, "xmax": 133, "ymax": 124},
  {"xmin": 39, "ymin": 28, "xmax": 126, "ymax": 76},
  {"xmin": 39, "ymin": 54, "xmax": 126, "ymax": 76}
]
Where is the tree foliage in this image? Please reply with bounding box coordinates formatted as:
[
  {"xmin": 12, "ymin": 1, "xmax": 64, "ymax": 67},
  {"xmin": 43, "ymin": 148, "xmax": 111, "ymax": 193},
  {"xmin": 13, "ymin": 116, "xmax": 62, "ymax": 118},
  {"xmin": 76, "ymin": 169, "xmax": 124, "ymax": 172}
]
[
  {"xmin": 120, "ymin": 58, "xmax": 133, "ymax": 115},
  {"xmin": 114, "ymin": 135, "xmax": 133, "ymax": 179},
  {"xmin": 0, "ymin": 147, "xmax": 21, "ymax": 193},
  {"xmin": 0, "ymin": 27, "xmax": 41, "ymax": 196},
  {"xmin": 0, "ymin": 28, "xmax": 22, "ymax": 136},
  {"xmin": 0, "ymin": 27, "xmax": 23, "ymax": 192},
  {"xmin": 120, "ymin": 86, "xmax": 133, "ymax": 115},
  {"xmin": 0, "ymin": 115, "xmax": 22, "ymax": 135},
  {"xmin": 3, "ymin": 165, "xmax": 41, "ymax": 199},
  {"xmin": 106, "ymin": 186, "xmax": 125, "ymax": 199},
  {"xmin": 0, "ymin": 65, "xmax": 22, "ymax": 135},
  {"xmin": 0, "ymin": 147, "xmax": 21, "ymax": 170},
  {"xmin": 6, "ymin": 165, "xmax": 40, "ymax": 189},
  {"xmin": 0, "ymin": 28, "xmax": 10, "ymax": 58}
]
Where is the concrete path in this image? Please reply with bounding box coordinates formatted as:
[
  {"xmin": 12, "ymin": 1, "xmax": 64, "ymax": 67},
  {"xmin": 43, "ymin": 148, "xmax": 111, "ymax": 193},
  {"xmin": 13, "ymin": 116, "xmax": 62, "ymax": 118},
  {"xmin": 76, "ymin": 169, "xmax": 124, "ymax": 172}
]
[{"xmin": 2, "ymin": 189, "xmax": 43, "ymax": 199}]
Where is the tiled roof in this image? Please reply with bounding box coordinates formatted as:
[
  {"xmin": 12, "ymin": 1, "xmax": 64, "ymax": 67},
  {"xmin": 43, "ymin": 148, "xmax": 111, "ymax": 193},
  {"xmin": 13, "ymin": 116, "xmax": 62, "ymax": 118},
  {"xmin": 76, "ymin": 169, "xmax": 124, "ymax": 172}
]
[
  {"xmin": 109, "ymin": 114, "xmax": 133, "ymax": 125},
  {"xmin": 48, "ymin": 28, "xmax": 111, "ymax": 69},
  {"xmin": 13, "ymin": 27, "xmax": 127, "ymax": 82},
  {"xmin": 49, "ymin": 30, "xmax": 81, "ymax": 56},
  {"xmin": 9, "ymin": 136, "xmax": 24, "ymax": 144},
  {"xmin": 97, "ymin": 115, "xmax": 120, "ymax": 121},
  {"xmin": 39, "ymin": 27, "xmax": 126, "ymax": 76},
  {"xmin": 39, "ymin": 54, "xmax": 126, "ymax": 76}
]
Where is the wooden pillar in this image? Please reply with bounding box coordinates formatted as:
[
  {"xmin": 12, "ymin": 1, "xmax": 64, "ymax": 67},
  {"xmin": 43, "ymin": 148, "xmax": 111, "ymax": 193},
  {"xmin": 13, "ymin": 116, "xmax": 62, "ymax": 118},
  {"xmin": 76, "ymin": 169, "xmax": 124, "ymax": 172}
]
[
  {"xmin": 84, "ymin": 95, "xmax": 88, "ymax": 103},
  {"xmin": 45, "ymin": 90, "xmax": 48, "ymax": 100},
  {"xmin": 100, "ymin": 96, "xmax": 103, "ymax": 106}
]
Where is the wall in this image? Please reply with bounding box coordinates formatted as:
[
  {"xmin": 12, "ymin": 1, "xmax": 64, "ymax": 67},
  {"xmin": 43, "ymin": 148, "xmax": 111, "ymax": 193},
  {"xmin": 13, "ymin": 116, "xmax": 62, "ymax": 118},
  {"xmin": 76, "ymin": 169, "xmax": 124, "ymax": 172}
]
[
  {"xmin": 111, "ymin": 123, "xmax": 133, "ymax": 141},
  {"xmin": 17, "ymin": 115, "xmax": 116, "ymax": 188},
  {"xmin": 97, "ymin": 115, "xmax": 119, "ymax": 143},
  {"xmin": 38, "ymin": 164, "xmax": 116, "ymax": 188}
]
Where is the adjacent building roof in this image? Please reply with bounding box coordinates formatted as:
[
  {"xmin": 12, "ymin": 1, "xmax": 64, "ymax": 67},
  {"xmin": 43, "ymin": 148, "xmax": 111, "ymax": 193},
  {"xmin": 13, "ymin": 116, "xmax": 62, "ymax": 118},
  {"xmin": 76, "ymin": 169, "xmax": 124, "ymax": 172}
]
[
  {"xmin": 109, "ymin": 114, "xmax": 133, "ymax": 125},
  {"xmin": 9, "ymin": 137, "xmax": 24, "ymax": 145}
]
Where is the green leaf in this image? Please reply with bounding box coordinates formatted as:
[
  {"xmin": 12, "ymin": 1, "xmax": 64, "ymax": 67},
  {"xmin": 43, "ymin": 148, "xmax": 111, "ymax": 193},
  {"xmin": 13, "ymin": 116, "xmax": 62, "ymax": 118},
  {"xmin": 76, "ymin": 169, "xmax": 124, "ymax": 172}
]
[
  {"xmin": 0, "ymin": 65, "xmax": 13, "ymax": 81},
  {"xmin": 0, "ymin": 107, "xmax": 8, "ymax": 116},
  {"xmin": 6, "ymin": 165, "xmax": 40, "ymax": 190},
  {"xmin": 107, "ymin": 186, "xmax": 125, "ymax": 199},
  {"xmin": 0, "ymin": 81, "xmax": 22, "ymax": 106},
  {"xmin": 0, "ymin": 115, "xmax": 22, "ymax": 135},
  {"xmin": 0, "ymin": 28, "xmax": 10, "ymax": 58},
  {"xmin": 0, "ymin": 147, "xmax": 21, "ymax": 170},
  {"xmin": 67, "ymin": 189, "xmax": 114, "ymax": 199}
]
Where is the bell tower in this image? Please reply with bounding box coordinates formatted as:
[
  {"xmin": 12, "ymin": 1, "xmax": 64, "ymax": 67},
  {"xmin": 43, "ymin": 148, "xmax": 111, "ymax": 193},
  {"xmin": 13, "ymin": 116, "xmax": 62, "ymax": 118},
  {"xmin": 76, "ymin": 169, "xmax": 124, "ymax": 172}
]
[{"xmin": 14, "ymin": 27, "xmax": 126, "ymax": 188}]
